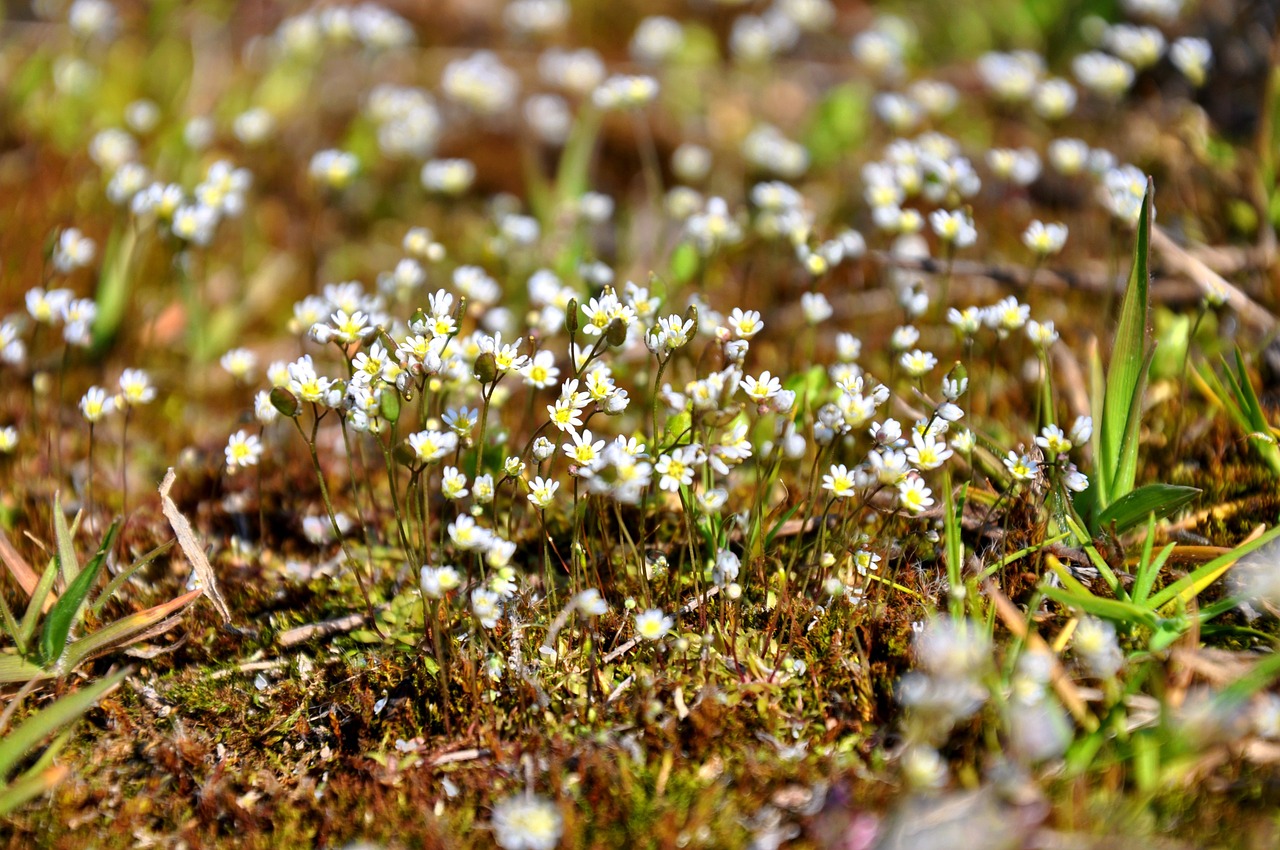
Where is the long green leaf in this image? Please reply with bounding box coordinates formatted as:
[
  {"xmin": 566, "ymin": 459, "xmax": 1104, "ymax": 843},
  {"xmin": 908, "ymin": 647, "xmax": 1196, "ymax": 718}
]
[
  {"xmin": 0, "ymin": 653, "xmax": 49, "ymax": 685},
  {"xmin": 1099, "ymin": 177, "xmax": 1153, "ymax": 509},
  {"xmin": 38, "ymin": 523, "xmax": 117, "ymax": 667},
  {"xmin": 1095, "ymin": 484, "xmax": 1201, "ymax": 536},
  {"xmin": 63, "ymin": 587, "xmax": 202, "ymax": 670},
  {"xmin": 0, "ymin": 590, "xmax": 22, "ymax": 654},
  {"xmin": 18, "ymin": 555, "xmax": 60, "ymax": 652},
  {"xmin": 0, "ymin": 667, "xmax": 128, "ymax": 782},
  {"xmin": 53, "ymin": 492, "xmax": 79, "ymax": 587},
  {"xmin": 1040, "ymin": 584, "xmax": 1160, "ymax": 630}
]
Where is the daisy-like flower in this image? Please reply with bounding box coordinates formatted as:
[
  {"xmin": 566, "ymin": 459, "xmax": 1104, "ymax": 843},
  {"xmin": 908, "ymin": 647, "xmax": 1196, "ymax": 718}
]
[
  {"xmin": 491, "ymin": 794, "xmax": 563, "ymax": 850},
  {"xmin": 654, "ymin": 445, "xmax": 698, "ymax": 493},
  {"xmin": 1022, "ymin": 220, "xmax": 1068, "ymax": 255},
  {"xmin": 726, "ymin": 308, "xmax": 764, "ymax": 339},
  {"xmin": 443, "ymin": 407, "xmax": 479, "ymax": 439},
  {"xmin": 823, "ymin": 464, "xmax": 857, "ymax": 498},
  {"xmin": 986, "ymin": 296, "xmax": 1030, "ymax": 334},
  {"xmin": 0, "ymin": 426, "xmax": 18, "ymax": 453},
  {"xmin": 471, "ymin": 587, "xmax": 502, "ymax": 629},
  {"xmin": 224, "ymin": 429, "xmax": 263, "ymax": 471},
  {"xmin": 1026, "ymin": 320, "xmax": 1059, "ymax": 348},
  {"xmin": 441, "ymin": 466, "xmax": 469, "ymax": 500},
  {"xmin": 79, "ymin": 386, "xmax": 115, "ymax": 423},
  {"xmin": 897, "ymin": 475, "xmax": 934, "ymax": 513},
  {"xmin": 800, "ymin": 292, "xmax": 833, "ymax": 324},
  {"xmin": 420, "ymin": 565, "xmax": 461, "ymax": 599},
  {"xmin": 562, "ymin": 429, "xmax": 606, "ymax": 473},
  {"xmin": 635, "ymin": 608, "xmax": 673, "ymax": 641},
  {"xmin": 1069, "ymin": 415, "xmax": 1093, "ymax": 445},
  {"xmin": 929, "ymin": 209, "xmax": 977, "ymax": 248},
  {"xmin": 521, "ymin": 350, "xmax": 560, "ymax": 389},
  {"xmin": 527, "ymin": 476, "xmax": 560, "ymax": 508},
  {"xmin": 26, "ymin": 287, "xmax": 74, "ymax": 324},
  {"xmin": 899, "ymin": 349, "xmax": 937, "ymax": 378},
  {"xmin": 1036, "ymin": 424, "xmax": 1072, "ymax": 455},
  {"xmin": 53, "ymin": 228, "xmax": 96, "ymax": 273},
  {"xmin": 117, "ymin": 368, "xmax": 156, "ymax": 406},
  {"xmin": 408, "ymin": 429, "xmax": 458, "ymax": 464},
  {"xmin": 906, "ymin": 431, "xmax": 953, "ymax": 470},
  {"xmin": 741, "ymin": 371, "xmax": 781, "ymax": 404},
  {"xmin": 220, "ymin": 348, "xmax": 257, "ymax": 382},
  {"xmin": 1004, "ymin": 451, "xmax": 1040, "ymax": 482},
  {"xmin": 449, "ymin": 515, "xmax": 493, "ymax": 551}
]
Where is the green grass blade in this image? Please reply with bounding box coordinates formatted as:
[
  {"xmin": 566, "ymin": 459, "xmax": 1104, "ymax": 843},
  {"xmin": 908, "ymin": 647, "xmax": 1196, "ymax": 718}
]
[
  {"xmin": 62, "ymin": 587, "xmax": 202, "ymax": 670},
  {"xmin": 18, "ymin": 555, "xmax": 60, "ymax": 651},
  {"xmin": 1099, "ymin": 177, "xmax": 1153, "ymax": 507},
  {"xmin": 0, "ymin": 653, "xmax": 49, "ymax": 685},
  {"xmin": 0, "ymin": 763, "xmax": 71, "ymax": 818},
  {"xmin": 0, "ymin": 590, "xmax": 22, "ymax": 655},
  {"xmin": 38, "ymin": 523, "xmax": 117, "ymax": 667},
  {"xmin": 0, "ymin": 667, "xmax": 128, "ymax": 782},
  {"xmin": 92, "ymin": 539, "xmax": 174, "ymax": 615},
  {"xmin": 53, "ymin": 492, "xmax": 79, "ymax": 587}
]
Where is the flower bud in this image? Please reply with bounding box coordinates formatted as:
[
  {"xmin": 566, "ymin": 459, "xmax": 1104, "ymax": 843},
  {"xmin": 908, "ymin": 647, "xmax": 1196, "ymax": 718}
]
[
  {"xmin": 565, "ymin": 298, "xmax": 579, "ymax": 335},
  {"xmin": 605, "ymin": 317, "xmax": 627, "ymax": 347},
  {"xmin": 379, "ymin": 388, "xmax": 401, "ymax": 422}
]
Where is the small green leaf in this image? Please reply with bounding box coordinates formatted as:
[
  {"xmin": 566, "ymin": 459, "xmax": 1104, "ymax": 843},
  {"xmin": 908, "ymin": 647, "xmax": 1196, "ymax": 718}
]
[
  {"xmin": 1148, "ymin": 524, "xmax": 1280, "ymax": 611},
  {"xmin": 1095, "ymin": 484, "xmax": 1201, "ymax": 536},
  {"xmin": 18, "ymin": 556, "xmax": 60, "ymax": 652}
]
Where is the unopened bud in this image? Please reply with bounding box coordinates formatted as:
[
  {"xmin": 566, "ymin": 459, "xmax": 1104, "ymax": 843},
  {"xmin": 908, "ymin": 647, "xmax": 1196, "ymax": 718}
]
[
  {"xmin": 473, "ymin": 352, "xmax": 498, "ymax": 384},
  {"xmin": 605, "ymin": 317, "xmax": 627, "ymax": 347},
  {"xmin": 565, "ymin": 298, "xmax": 579, "ymax": 335}
]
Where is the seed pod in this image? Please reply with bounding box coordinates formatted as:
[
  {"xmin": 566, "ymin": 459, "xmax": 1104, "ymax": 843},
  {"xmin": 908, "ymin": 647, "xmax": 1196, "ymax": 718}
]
[
  {"xmin": 393, "ymin": 440, "xmax": 419, "ymax": 467},
  {"xmin": 565, "ymin": 298, "xmax": 579, "ymax": 335},
  {"xmin": 380, "ymin": 388, "xmax": 401, "ymax": 422},
  {"xmin": 474, "ymin": 351, "xmax": 498, "ymax": 385},
  {"xmin": 269, "ymin": 386, "xmax": 301, "ymax": 418},
  {"xmin": 684, "ymin": 303, "xmax": 699, "ymax": 330},
  {"xmin": 605, "ymin": 317, "xmax": 627, "ymax": 347}
]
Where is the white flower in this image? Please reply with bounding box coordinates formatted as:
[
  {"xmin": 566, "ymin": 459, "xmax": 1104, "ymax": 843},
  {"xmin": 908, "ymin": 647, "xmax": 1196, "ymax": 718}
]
[
  {"xmin": 79, "ymin": 386, "xmax": 115, "ymax": 423},
  {"xmin": 635, "ymin": 608, "xmax": 673, "ymax": 641},
  {"xmin": 220, "ymin": 348, "xmax": 257, "ymax": 381},
  {"xmin": 117, "ymin": 368, "xmax": 156, "ymax": 406},
  {"xmin": 800, "ymin": 292, "xmax": 833, "ymax": 324},
  {"xmin": 899, "ymin": 349, "xmax": 937, "ymax": 378},
  {"xmin": 654, "ymin": 445, "xmax": 699, "ymax": 493},
  {"xmin": 1170, "ymin": 37, "xmax": 1211, "ymax": 87},
  {"xmin": 1035, "ymin": 424, "xmax": 1072, "ymax": 455},
  {"xmin": 897, "ymin": 475, "xmax": 934, "ymax": 513},
  {"xmin": 491, "ymin": 794, "xmax": 563, "ymax": 850},
  {"xmin": 53, "ymin": 228, "xmax": 96, "ymax": 273},
  {"xmin": 0, "ymin": 426, "xmax": 17, "ymax": 453},
  {"xmin": 822, "ymin": 464, "xmax": 857, "ymax": 498},
  {"xmin": 441, "ymin": 466, "xmax": 469, "ymax": 500},
  {"xmin": 420, "ymin": 565, "xmax": 461, "ymax": 599},
  {"xmin": 1004, "ymin": 451, "xmax": 1040, "ymax": 482},
  {"xmin": 471, "ymin": 587, "xmax": 502, "ymax": 629},
  {"xmin": 726, "ymin": 308, "xmax": 764, "ymax": 339},
  {"xmin": 741, "ymin": 371, "xmax": 781, "ymax": 404},
  {"xmin": 1069, "ymin": 415, "xmax": 1093, "ymax": 445},
  {"xmin": 449, "ymin": 515, "xmax": 492, "ymax": 551},
  {"xmin": 224, "ymin": 429, "xmax": 263, "ymax": 471},
  {"xmin": 527, "ymin": 476, "xmax": 559, "ymax": 509},
  {"xmin": 408, "ymin": 429, "xmax": 458, "ymax": 464},
  {"xmin": 1022, "ymin": 220, "xmax": 1068, "ymax": 255},
  {"xmin": 906, "ymin": 431, "xmax": 952, "ymax": 470}
]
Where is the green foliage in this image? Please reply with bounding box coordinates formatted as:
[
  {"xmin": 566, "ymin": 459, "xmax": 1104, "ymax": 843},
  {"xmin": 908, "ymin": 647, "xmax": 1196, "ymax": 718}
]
[
  {"xmin": 1195, "ymin": 348, "xmax": 1280, "ymax": 477},
  {"xmin": 0, "ymin": 500, "xmax": 202, "ymax": 683},
  {"xmin": 0, "ymin": 668, "xmax": 129, "ymax": 817}
]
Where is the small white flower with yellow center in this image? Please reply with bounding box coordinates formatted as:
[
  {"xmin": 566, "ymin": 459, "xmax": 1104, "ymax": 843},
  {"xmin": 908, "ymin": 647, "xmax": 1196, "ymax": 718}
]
[
  {"xmin": 655, "ymin": 445, "xmax": 698, "ymax": 493},
  {"xmin": 823, "ymin": 464, "xmax": 857, "ymax": 498},
  {"xmin": 440, "ymin": 466, "xmax": 469, "ymax": 500},
  {"xmin": 741, "ymin": 371, "xmax": 781, "ymax": 404},
  {"xmin": 491, "ymin": 794, "xmax": 564, "ymax": 850},
  {"xmin": 1004, "ymin": 451, "xmax": 1040, "ymax": 482},
  {"xmin": 1026, "ymin": 319, "xmax": 1059, "ymax": 348},
  {"xmin": 899, "ymin": 349, "xmax": 937, "ymax": 378},
  {"xmin": 79, "ymin": 386, "xmax": 115, "ymax": 423},
  {"xmin": 420, "ymin": 565, "xmax": 461, "ymax": 599},
  {"xmin": 224, "ymin": 429, "xmax": 263, "ymax": 472},
  {"xmin": 520, "ymin": 350, "xmax": 560, "ymax": 389},
  {"xmin": 0, "ymin": 426, "xmax": 17, "ymax": 453},
  {"xmin": 449, "ymin": 515, "xmax": 492, "ymax": 551},
  {"xmin": 1022, "ymin": 220, "xmax": 1068, "ymax": 255},
  {"xmin": 117, "ymin": 368, "xmax": 156, "ymax": 406},
  {"xmin": 897, "ymin": 475, "xmax": 934, "ymax": 513},
  {"xmin": 220, "ymin": 348, "xmax": 257, "ymax": 382},
  {"xmin": 929, "ymin": 209, "xmax": 977, "ymax": 247},
  {"xmin": 906, "ymin": 431, "xmax": 952, "ymax": 470},
  {"xmin": 726, "ymin": 308, "xmax": 763, "ymax": 339},
  {"xmin": 562, "ymin": 429, "xmax": 605, "ymax": 472},
  {"xmin": 634, "ymin": 608, "xmax": 673, "ymax": 641},
  {"xmin": 1035, "ymin": 424, "xmax": 1072, "ymax": 455},
  {"xmin": 527, "ymin": 476, "xmax": 560, "ymax": 509},
  {"xmin": 408, "ymin": 429, "xmax": 457, "ymax": 464}
]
